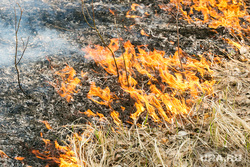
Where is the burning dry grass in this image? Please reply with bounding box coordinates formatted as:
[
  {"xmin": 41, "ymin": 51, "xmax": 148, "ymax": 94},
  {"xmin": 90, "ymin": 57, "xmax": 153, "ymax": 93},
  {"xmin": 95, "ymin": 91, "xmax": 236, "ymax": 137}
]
[
  {"xmin": 161, "ymin": 0, "xmax": 250, "ymax": 43},
  {"xmin": 67, "ymin": 67, "xmax": 248, "ymax": 167},
  {"xmin": 34, "ymin": 57, "xmax": 249, "ymax": 167},
  {"xmin": 48, "ymin": 38, "xmax": 215, "ymax": 125},
  {"xmin": 0, "ymin": 150, "xmax": 9, "ymax": 158},
  {"xmin": 49, "ymin": 64, "xmax": 83, "ymax": 102},
  {"xmin": 83, "ymin": 39, "xmax": 215, "ymax": 124},
  {"xmin": 29, "ymin": 0, "xmax": 250, "ymax": 166},
  {"xmin": 63, "ymin": 95, "xmax": 249, "ymax": 166}
]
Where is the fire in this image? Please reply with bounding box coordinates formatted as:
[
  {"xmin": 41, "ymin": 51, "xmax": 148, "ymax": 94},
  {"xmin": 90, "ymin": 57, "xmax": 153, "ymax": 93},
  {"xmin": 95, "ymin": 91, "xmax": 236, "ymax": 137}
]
[
  {"xmin": 140, "ymin": 29, "xmax": 150, "ymax": 37},
  {"xmin": 14, "ymin": 157, "xmax": 25, "ymax": 161},
  {"xmin": 83, "ymin": 109, "xmax": 97, "ymax": 117},
  {"xmin": 39, "ymin": 120, "xmax": 52, "ymax": 130},
  {"xmin": 164, "ymin": 0, "xmax": 250, "ymax": 30},
  {"xmin": 47, "ymin": 2, "xmax": 231, "ymax": 124},
  {"xmin": 50, "ymin": 64, "xmax": 84, "ymax": 102},
  {"xmin": 0, "ymin": 150, "xmax": 9, "ymax": 158},
  {"xmin": 126, "ymin": 3, "xmax": 144, "ymax": 18},
  {"xmin": 83, "ymin": 109, "xmax": 105, "ymax": 121},
  {"xmin": 84, "ymin": 39, "xmax": 215, "ymax": 123},
  {"xmin": 32, "ymin": 1, "xmax": 250, "ymax": 166},
  {"xmin": 32, "ymin": 126, "xmax": 98, "ymax": 166},
  {"xmin": 49, "ymin": 40, "xmax": 215, "ymax": 124},
  {"xmin": 109, "ymin": 9, "xmax": 115, "ymax": 16},
  {"xmin": 84, "ymin": 38, "xmax": 120, "ymax": 75},
  {"xmin": 111, "ymin": 110, "xmax": 122, "ymax": 126},
  {"xmin": 223, "ymin": 38, "xmax": 243, "ymax": 49},
  {"xmin": 160, "ymin": 0, "xmax": 250, "ymax": 47},
  {"xmin": 32, "ymin": 141, "xmax": 81, "ymax": 167},
  {"xmin": 32, "ymin": 133, "xmax": 82, "ymax": 167},
  {"xmin": 87, "ymin": 82, "xmax": 113, "ymax": 106}
]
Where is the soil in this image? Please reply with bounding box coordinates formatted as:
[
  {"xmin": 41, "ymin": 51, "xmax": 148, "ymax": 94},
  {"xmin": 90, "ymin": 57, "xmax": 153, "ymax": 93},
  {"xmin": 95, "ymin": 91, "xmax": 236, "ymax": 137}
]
[{"xmin": 0, "ymin": 0, "xmax": 249, "ymax": 166}]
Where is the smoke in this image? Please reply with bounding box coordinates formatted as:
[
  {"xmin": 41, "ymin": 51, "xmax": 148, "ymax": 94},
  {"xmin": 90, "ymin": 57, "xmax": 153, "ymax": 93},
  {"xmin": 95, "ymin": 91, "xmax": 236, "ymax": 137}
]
[{"xmin": 0, "ymin": 0, "xmax": 83, "ymax": 67}]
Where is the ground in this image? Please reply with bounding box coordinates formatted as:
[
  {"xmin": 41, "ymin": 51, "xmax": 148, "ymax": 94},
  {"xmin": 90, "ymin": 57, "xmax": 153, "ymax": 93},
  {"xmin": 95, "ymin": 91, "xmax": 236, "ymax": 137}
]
[{"xmin": 0, "ymin": 0, "xmax": 249, "ymax": 166}]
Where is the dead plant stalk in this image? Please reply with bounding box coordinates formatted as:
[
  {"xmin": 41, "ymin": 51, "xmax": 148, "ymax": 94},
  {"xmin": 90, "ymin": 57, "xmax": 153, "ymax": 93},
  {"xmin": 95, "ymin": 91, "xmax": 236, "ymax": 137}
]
[
  {"xmin": 14, "ymin": 3, "xmax": 30, "ymax": 98},
  {"xmin": 81, "ymin": 0, "xmax": 123, "ymax": 83},
  {"xmin": 176, "ymin": 0, "xmax": 184, "ymax": 71}
]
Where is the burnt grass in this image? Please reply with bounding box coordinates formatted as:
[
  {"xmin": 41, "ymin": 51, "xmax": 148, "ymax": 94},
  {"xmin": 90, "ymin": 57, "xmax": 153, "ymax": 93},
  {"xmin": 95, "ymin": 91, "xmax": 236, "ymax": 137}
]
[{"xmin": 0, "ymin": 0, "xmax": 250, "ymax": 166}]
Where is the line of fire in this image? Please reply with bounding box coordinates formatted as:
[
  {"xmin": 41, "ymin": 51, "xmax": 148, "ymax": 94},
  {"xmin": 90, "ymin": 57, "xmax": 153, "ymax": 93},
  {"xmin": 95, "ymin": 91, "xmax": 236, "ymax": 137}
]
[{"xmin": 1, "ymin": 0, "xmax": 249, "ymax": 166}]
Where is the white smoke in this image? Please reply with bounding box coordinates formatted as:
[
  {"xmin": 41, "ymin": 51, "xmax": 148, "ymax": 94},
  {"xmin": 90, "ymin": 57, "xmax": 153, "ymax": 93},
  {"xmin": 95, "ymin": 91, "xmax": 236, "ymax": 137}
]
[{"xmin": 0, "ymin": 0, "xmax": 83, "ymax": 67}]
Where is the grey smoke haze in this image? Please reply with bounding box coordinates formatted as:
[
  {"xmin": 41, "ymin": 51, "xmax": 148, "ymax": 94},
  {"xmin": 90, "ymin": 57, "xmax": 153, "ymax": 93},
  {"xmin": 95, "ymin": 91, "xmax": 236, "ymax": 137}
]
[{"xmin": 0, "ymin": 0, "xmax": 83, "ymax": 67}]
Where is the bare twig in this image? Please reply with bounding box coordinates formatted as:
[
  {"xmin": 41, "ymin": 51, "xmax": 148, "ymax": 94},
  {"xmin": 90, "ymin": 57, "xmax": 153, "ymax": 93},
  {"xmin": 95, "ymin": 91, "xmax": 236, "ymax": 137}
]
[
  {"xmin": 81, "ymin": 0, "xmax": 120, "ymax": 80},
  {"xmin": 17, "ymin": 37, "xmax": 29, "ymax": 65},
  {"xmin": 111, "ymin": 9, "xmax": 130, "ymax": 88},
  {"xmin": 14, "ymin": 3, "xmax": 30, "ymax": 98},
  {"xmin": 176, "ymin": 0, "xmax": 184, "ymax": 71}
]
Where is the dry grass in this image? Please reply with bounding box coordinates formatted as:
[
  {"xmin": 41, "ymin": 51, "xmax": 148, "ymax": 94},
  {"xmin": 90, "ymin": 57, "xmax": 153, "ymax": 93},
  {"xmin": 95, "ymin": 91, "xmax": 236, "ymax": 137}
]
[{"xmin": 61, "ymin": 56, "xmax": 250, "ymax": 167}]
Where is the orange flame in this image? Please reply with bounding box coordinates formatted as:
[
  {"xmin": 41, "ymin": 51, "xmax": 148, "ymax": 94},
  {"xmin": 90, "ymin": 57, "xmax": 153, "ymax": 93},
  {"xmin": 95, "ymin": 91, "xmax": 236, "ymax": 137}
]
[
  {"xmin": 224, "ymin": 38, "xmax": 242, "ymax": 49},
  {"xmin": 160, "ymin": 0, "xmax": 250, "ymax": 47},
  {"xmin": 50, "ymin": 65, "xmax": 83, "ymax": 102},
  {"xmin": 126, "ymin": 3, "xmax": 145, "ymax": 19},
  {"xmin": 83, "ymin": 109, "xmax": 97, "ymax": 117},
  {"xmin": 39, "ymin": 120, "xmax": 52, "ymax": 130},
  {"xmin": 35, "ymin": 1, "xmax": 250, "ymax": 166},
  {"xmin": 109, "ymin": 9, "xmax": 115, "ymax": 15},
  {"xmin": 140, "ymin": 29, "xmax": 150, "ymax": 36},
  {"xmin": 111, "ymin": 110, "xmax": 122, "ymax": 126},
  {"xmin": 14, "ymin": 157, "xmax": 25, "ymax": 161},
  {"xmin": 82, "ymin": 109, "xmax": 105, "ymax": 120},
  {"xmin": 84, "ymin": 39, "xmax": 215, "ymax": 123},
  {"xmin": 32, "ymin": 138, "xmax": 82, "ymax": 167},
  {"xmin": 0, "ymin": 150, "xmax": 9, "ymax": 158},
  {"xmin": 96, "ymin": 112, "xmax": 104, "ymax": 118},
  {"xmin": 165, "ymin": 0, "xmax": 250, "ymax": 30},
  {"xmin": 87, "ymin": 82, "xmax": 112, "ymax": 106}
]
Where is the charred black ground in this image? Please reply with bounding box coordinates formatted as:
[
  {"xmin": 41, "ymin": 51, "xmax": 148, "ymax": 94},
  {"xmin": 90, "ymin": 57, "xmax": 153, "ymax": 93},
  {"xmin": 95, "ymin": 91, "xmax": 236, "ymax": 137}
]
[{"xmin": 0, "ymin": 0, "xmax": 249, "ymax": 166}]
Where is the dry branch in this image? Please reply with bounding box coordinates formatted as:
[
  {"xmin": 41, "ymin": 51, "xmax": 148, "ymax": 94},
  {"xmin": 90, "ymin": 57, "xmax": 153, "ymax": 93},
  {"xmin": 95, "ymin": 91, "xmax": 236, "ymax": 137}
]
[
  {"xmin": 14, "ymin": 3, "xmax": 31, "ymax": 98},
  {"xmin": 81, "ymin": 0, "xmax": 120, "ymax": 81}
]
